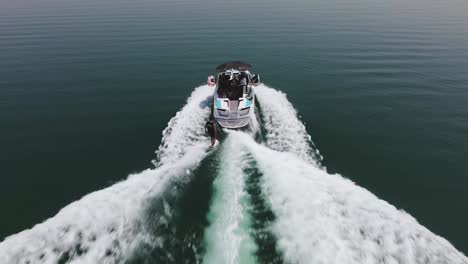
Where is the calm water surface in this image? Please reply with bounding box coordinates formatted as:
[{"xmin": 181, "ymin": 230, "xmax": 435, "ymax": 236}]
[{"xmin": 1, "ymin": 0, "xmax": 468, "ymax": 254}]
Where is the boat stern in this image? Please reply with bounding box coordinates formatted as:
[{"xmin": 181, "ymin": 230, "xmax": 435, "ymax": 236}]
[{"xmin": 213, "ymin": 97, "xmax": 254, "ymax": 129}]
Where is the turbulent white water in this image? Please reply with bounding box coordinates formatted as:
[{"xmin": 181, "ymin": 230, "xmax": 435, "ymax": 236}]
[
  {"xmin": 251, "ymin": 85, "xmax": 467, "ymax": 263},
  {"xmin": 1, "ymin": 83, "xmax": 467, "ymax": 264},
  {"xmin": 0, "ymin": 85, "xmax": 212, "ymax": 264},
  {"xmin": 154, "ymin": 85, "xmax": 213, "ymax": 166},
  {"xmin": 255, "ymin": 84, "xmax": 322, "ymax": 166},
  {"xmin": 202, "ymin": 134, "xmax": 257, "ymax": 264},
  {"xmin": 228, "ymin": 131, "xmax": 468, "ymax": 264}
]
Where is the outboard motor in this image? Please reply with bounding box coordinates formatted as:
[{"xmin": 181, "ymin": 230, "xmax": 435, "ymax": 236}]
[{"xmin": 252, "ymin": 74, "xmax": 260, "ymax": 86}]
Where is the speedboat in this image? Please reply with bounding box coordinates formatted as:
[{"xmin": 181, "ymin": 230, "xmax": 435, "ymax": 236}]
[{"xmin": 207, "ymin": 61, "xmax": 260, "ymax": 129}]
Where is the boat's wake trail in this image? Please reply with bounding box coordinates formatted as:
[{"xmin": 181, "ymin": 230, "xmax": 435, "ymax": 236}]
[
  {"xmin": 202, "ymin": 134, "xmax": 257, "ymax": 264},
  {"xmin": 0, "ymin": 84, "xmax": 467, "ymax": 264},
  {"xmin": 255, "ymin": 85, "xmax": 323, "ymax": 166},
  {"xmin": 230, "ymin": 131, "xmax": 467, "ymax": 264},
  {"xmin": 0, "ymin": 85, "xmax": 213, "ymax": 264},
  {"xmin": 154, "ymin": 85, "xmax": 213, "ymax": 166},
  {"xmin": 200, "ymin": 84, "xmax": 467, "ymax": 264},
  {"xmin": 250, "ymin": 85, "xmax": 466, "ymax": 264}
]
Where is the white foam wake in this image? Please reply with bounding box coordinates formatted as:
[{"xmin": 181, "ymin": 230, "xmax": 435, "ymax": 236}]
[
  {"xmin": 230, "ymin": 132, "xmax": 467, "ymax": 264},
  {"xmin": 154, "ymin": 85, "xmax": 213, "ymax": 166},
  {"xmin": 0, "ymin": 148, "xmax": 205, "ymax": 264},
  {"xmin": 203, "ymin": 134, "xmax": 257, "ymax": 264},
  {"xmin": 0, "ymin": 85, "xmax": 213, "ymax": 264},
  {"xmin": 255, "ymin": 84, "xmax": 322, "ymax": 166}
]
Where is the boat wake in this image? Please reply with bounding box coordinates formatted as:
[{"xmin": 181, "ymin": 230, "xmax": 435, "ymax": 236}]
[
  {"xmin": 153, "ymin": 85, "xmax": 213, "ymax": 166},
  {"xmin": 229, "ymin": 130, "xmax": 467, "ymax": 264},
  {"xmin": 203, "ymin": 134, "xmax": 257, "ymax": 264},
  {"xmin": 0, "ymin": 84, "xmax": 466, "ymax": 264},
  {"xmin": 0, "ymin": 85, "xmax": 213, "ymax": 264},
  {"xmin": 255, "ymin": 85, "xmax": 323, "ymax": 166}
]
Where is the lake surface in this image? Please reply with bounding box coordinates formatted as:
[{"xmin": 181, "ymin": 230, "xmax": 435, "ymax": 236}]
[{"xmin": 1, "ymin": 0, "xmax": 468, "ymax": 260}]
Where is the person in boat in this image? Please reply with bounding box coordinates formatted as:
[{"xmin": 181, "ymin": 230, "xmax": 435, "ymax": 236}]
[
  {"xmin": 217, "ymin": 73, "xmax": 230, "ymax": 97},
  {"xmin": 205, "ymin": 119, "xmax": 217, "ymax": 150},
  {"xmin": 226, "ymin": 76, "xmax": 236, "ymax": 99},
  {"xmin": 239, "ymin": 74, "xmax": 248, "ymax": 94},
  {"xmin": 207, "ymin": 76, "xmax": 216, "ymax": 86},
  {"xmin": 227, "ymin": 74, "xmax": 244, "ymax": 100}
]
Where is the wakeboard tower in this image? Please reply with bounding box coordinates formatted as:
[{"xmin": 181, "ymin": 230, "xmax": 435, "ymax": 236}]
[{"xmin": 207, "ymin": 61, "xmax": 260, "ymax": 129}]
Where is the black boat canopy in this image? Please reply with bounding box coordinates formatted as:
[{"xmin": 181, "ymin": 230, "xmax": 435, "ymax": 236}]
[{"xmin": 216, "ymin": 61, "xmax": 251, "ymax": 72}]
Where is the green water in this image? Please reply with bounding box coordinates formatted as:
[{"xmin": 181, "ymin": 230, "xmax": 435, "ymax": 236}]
[{"xmin": 1, "ymin": 0, "xmax": 468, "ymax": 257}]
